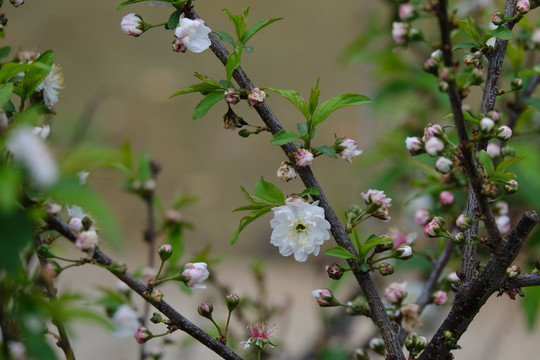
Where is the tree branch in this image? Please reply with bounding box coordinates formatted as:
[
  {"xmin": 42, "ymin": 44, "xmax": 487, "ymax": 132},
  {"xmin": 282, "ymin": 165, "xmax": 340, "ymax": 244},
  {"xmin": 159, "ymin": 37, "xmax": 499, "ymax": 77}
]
[
  {"xmin": 505, "ymin": 273, "xmax": 540, "ymax": 288},
  {"xmin": 183, "ymin": 7, "xmax": 405, "ymax": 359},
  {"xmin": 45, "ymin": 215, "xmax": 243, "ymax": 360}
]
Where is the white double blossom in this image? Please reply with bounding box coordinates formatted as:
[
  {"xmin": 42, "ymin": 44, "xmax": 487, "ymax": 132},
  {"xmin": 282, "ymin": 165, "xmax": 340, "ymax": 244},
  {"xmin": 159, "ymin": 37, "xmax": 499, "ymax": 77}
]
[
  {"xmin": 174, "ymin": 15, "xmax": 212, "ymax": 53},
  {"xmin": 36, "ymin": 64, "xmax": 64, "ymax": 109},
  {"xmin": 270, "ymin": 197, "xmax": 331, "ymax": 262}
]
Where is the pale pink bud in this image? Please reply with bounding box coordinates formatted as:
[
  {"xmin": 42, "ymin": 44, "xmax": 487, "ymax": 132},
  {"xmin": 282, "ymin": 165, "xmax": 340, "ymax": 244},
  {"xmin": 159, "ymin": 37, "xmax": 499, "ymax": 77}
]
[
  {"xmin": 384, "ymin": 281, "xmax": 407, "ymax": 304},
  {"xmin": 414, "ymin": 208, "xmax": 431, "ymax": 226},
  {"xmin": 496, "ymin": 215, "xmax": 511, "ymax": 233},
  {"xmin": 392, "ymin": 22, "xmax": 408, "ymax": 44},
  {"xmin": 248, "ymin": 88, "xmax": 266, "ymax": 106},
  {"xmin": 399, "ymin": 3, "xmax": 415, "ymax": 21},
  {"xmin": 181, "ymin": 262, "xmax": 209, "ymax": 289},
  {"xmin": 75, "ymin": 230, "xmax": 99, "ymax": 251},
  {"xmin": 294, "ymin": 148, "xmax": 314, "ymax": 167},
  {"xmin": 504, "ymin": 179, "xmax": 519, "ymax": 194},
  {"xmin": 378, "ymin": 262, "xmax": 394, "ymax": 276},
  {"xmin": 197, "ymin": 301, "xmax": 214, "ymax": 318},
  {"xmin": 454, "ymin": 232, "xmax": 466, "ymax": 243},
  {"xmin": 439, "ymin": 191, "xmax": 455, "ymax": 206},
  {"xmin": 10, "ymin": 0, "xmax": 24, "ymax": 7},
  {"xmin": 496, "ymin": 126, "xmax": 512, "ymax": 140},
  {"xmin": 172, "ymin": 38, "xmax": 186, "ymax": 53},
  {"xmin": 135, "ymin": 326, "xmax": 152, "ymax": 344},
  {"xmin": 405, "ymin": 137, "xmax": 424, "ymax": 155},
  {"xmin": 311, "ymin": 288, "xmax": 337, "ymax": 307},
  {"xmin": 517, "ymin": 0, "xmax": 530, "ymax": 13},
  {"xmin": 425, "ymin": 137, "xmax": 445, "ymax": 156},
  {"xmin": 69, "ymin": 217, "xmax": 83, "ymax": 233},
  {"xmin": 506, "ymin": 265, "xmax": 521, "ymax": 279},
  {"xmin": 447, "ymin": 272, "xmax": 460, "ymax": 283},
  {"xmin": 491, "ymin": 12, "xmax": 504, "ymax": 25},
  {"xmin": 494, "ymin": 201, "xmax": 508, "ymax": 216},
  {"xmin": 456, "ymin": 214, "xmax": 472, "ymax": 230},
  {"xmin": 486, "ymin": 143, "xmax": 501, "ymax": 158},
  {"xmin": 423, "ymin": 124, "xmax": 444, "ymax": 141},
  {"xmin": 423, "ymin": 217, "xmax": 446, "ymax": 237},
  {"xmin": 432, "ymin": 290, "xmax": 448, "ymax": 305},
  {"xmin": 121, "ymin": 14, "xmax": 144, "ymax": 37},
  {"xmin": 436, "ymin": 156, "xmax": 453, "ymax": 173},
  {"xmin": 480, "ymin": 117, "xmax": 495, "ymax": 133},
  {"xmin": 158, "ymin": 244, "xmax": 173, "ymax": 261}
]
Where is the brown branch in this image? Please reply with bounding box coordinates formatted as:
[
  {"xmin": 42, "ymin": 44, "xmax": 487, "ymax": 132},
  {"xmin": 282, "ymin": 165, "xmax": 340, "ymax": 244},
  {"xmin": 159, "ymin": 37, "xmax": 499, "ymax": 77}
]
[
  {"xmin": 45, "ymin": 215, "xmax": 243, "ymax": 360},
  {"xmin": 419, "ymin": 211, "xmax": 538, "ymax": 360},
  {"xmin": 183, "ymin": 7, "xmax": 405, "ymax": 359},
  {"xmin": 504, "ymin": 273, "xmax": 540, "ymax": 288}
]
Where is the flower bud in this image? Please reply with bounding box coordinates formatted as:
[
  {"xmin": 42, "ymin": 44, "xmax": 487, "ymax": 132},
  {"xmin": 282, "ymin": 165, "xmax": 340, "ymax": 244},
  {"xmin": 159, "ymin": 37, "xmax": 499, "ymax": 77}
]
[
  {"xmin": 224, "ymin": 88, "xmax": 240, "ymax": 104},
  {"xmin": 354, "ymin": 348, "xmax": 370, "ymax": 360},
  {"xmin": 75, "ymin": 230, "xmax": 99, "ymax": 252},
  {"xmin": 516, "ymin": 0, "xmax": 530, "ymax": 13},
  {"xmin": 294, "ymin": 148, "xmax": 314, "ymax": 167},
  {"xmin": 480, "ymin": 117, "xmax": 495, "ymax": 133},
  {"xmin": 432, "ymin": 290, "xmax": 448, "ymax": 305},
  {"xmin": 197, "ymin": 301, "xmax": 214, "ymax": 319},
  {"xmin": 486, "ymin": 142, "xmax": 501, "ymax": 158},
  {"xmin": 151, "ymin": 289, "xmax": 163, "ymax": 302},
  {"xmin": 496, "ymin": 215, "xmax": 511, "ymax": 233},
  {"xmin": 447, "ymin": 272, "xmax": 460, "ymax": 283},
  {"xmin": 375, "ymin": 237, "xmax": 394, "ymax": 252},
  {"xmin": 311, "ymin": 288, "xmax": 339, "ymax": 307},
  {"xmin": 456, "ymin": 214, "xmax": 472, "ymax": 230},
  {"xmin": 511, "ymin": 78, "xmax": 523, "ymax": 90},
  {"xmin": 150, "ymin": 312, "xmax": 164, "ymax": 324},
  {"xmin": 225, "ymin": 293, "xmax": 240, "ymax": 311},
  {"xmin": 135, "ymin": 326, "xmax": 152, "ymax": 344},
  {"xmin": 425, "ymin": 137, "xmax": 445, "ymax": 156},
  {"xmin": 435, "ymin": 156, "xmax": 453, "ymax": 174},
  {"xmin": 501, "ymin": 146, "xmax": 516, "ymax": 158},
  {"xmin": 496, "ymin": 126, "xmax": 512, "ymax": 141},
  {"xmin": 415, "ymin": 336, "xmax": 427, "ymax": 352},
  {"xmin": 45, "ymin": 261, "xmax": 62, "ymax": 278},
  {"xmin": 504, "ymin": 179, "xmax": 518, "ymax": 194},
  {"xmin": 248, "ymin": 88, "xmax": 266, "ymax": 106},
  {"xmin": 181, "ymin": 262, "xmax": 209, "ymax": 289},
  {"xmin": 398, "ymin": 3, "xmax": 415, "ymax": 21},
  {"xmin": 423, "ymin": 217, "xmax": 446, "ymax": 237},
  {"xmin": 423, "ymin": 124, "xmax": 444, "ymax": 140},
  {"xmin": 506, "ymin": 265, "xmax": 521, "ymax": 279},
  {"xmin": 453, "ymin": 232, "xmax": 466, "ymax": 244},
  {"xmin": 384, "ymin": 281, "xmax": 407, "ymax": 304},
  {"xmin": 414, "ymin": 208, "xmax": 431, "ymax": 226},
  {"xmin": 439, "ymin": 191, "xmax": 455, "ymax": 206},
  {"xmin": 338, "ymin": 138, "xmax": 363, "ymax": 162},
  {"xmin": 277, "ymin": 161, "xmax": 297, "ymax": 182},
  {"xmin": 369, "ymin": 337, "xmax": 386, "ymax": 356},
  {"xmin": 394, "ymin": 244, "xmax": 413, "ymax": 260},
  {"xmin": 10, "ymin": 0, "xmax": 24, "ymax": 7},
  {"xmin": 405, "ymin": 137, "xmax": 424, "ymax": 155},
  {"xmin": 378, "ymin": 262, "xmax": 394, "ymax": 276},
  {"xmin": 158, "ymin": 244, "xmax": 173, "ymax": 262},
  {"xmin": 392, "ymin": 22, "xmax": 409, "ymax": 44},
  {"xmin": 121, "ymin": 14, "xmax": 144, "ymax": 37},
  {"xmin": 326, "ymin": 263, "xmax": 345, "ymax": 280},
  {"xmin": 491, "ymin": 11, "xmax": 504, "ymax": 25},
  {"xmin": 172, "ymin": 38, "xmax": 186, "ymax": 53},
  {"xmin": 405, "ymin": 332, "xmax": 418, "ymax": 351}
]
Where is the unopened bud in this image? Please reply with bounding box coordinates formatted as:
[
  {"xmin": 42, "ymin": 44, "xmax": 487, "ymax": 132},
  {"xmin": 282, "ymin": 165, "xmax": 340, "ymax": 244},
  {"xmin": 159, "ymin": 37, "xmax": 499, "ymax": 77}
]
[
  {"xmin": 311, "ymin": 288, "xmax": 340, "ymax": 307},
  {"xmin": 225, "ymin": 293, "xmax": 240, "ymax": 311},
  {"xmin": 501, "ymin": 146, "xmax": 516, "ymax": 158},
  {"xmin": 197, "ymin": 301, "xmax": 214, "ymax": 319},
  {"xmin": 150, "ymin": 312, "xmax": 164, "ymax": 324},
  {"xmin": 496, "ymin": 125, "xmax": 512, "ymax": 141},
  {"xmin": 511, "ymin": 78, "xmax": 523, "ymax": 90},
  {"xmin": 504, "ymin": 179, "xmax": 519, "ymax": 194},
  {"xmin": 456, "ymin": 214, "xmax": 472, "ymax": 230},
  {"xmin": 439, "ymin": 191, "xmax": 455, "ymax": 206},
  {"xmin": 354, "ymin": 348, "xmax": 370, "ymax": 360},
  {"xmin": 453, "ymin": 232, "xmax": 466, "ymax": 244},
  {"xmin": 150, "ymin": 289, "xmax": 163, "ymax": 302},
  {"xmin": 405, "ymin": 137, "xmax": 424, "ymax": 155},
  {"xmin": 158, "ymin": 244, "xmax": 173, "ymax": 261},
  {"xmin": 506, "ymin": 265, "xmax": 521, "ymax": 279},
  {"xmin": 480, "ymin": 117, "xmax": 495, "ymax": 133},
  {"xmin": 378, "ymin": 262, "xmax": 394, "ymax": 276},
  {"xmin": 135, "ymin": 326, "xmax": 152, "ymax": 344},
  {"xmin": 424, "ymin": 216, "xmax": 446, "ymax": 237},
  {"xmin": 326, "ymin": 263, "xmax": 345, "ymax": 280},
  {"xmin": 369, "ymin": 337, "xmax": 386, "ymax": 356},
  {"xmin": 491, "ymin": 11, "xmax": 505, "ymax": 25},
  {"xmin": 432, "ymin": 290, "xmax": 448, "ymax": 305},
  {"xmin": 394, "ymin": 245, "xmax": 413, "ymax": 260}
]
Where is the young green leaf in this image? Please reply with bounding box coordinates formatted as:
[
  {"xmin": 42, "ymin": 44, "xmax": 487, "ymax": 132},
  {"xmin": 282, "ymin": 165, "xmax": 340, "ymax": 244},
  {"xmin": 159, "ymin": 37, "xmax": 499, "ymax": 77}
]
[
  {"xmin": 452, "ymin": 42, "xmax": 479, "ymax": 51},
  {"xmin": 490, "ymin": 26, "xmax": 513, "ymax": 40},
  {"xmin": 194, "ymin": 72, "xmax": 226, "ymax": 88},
  {"xmin": 0, "ymin": 46, "xmax": 11, "ymax": 59},
  {"xmin": 476, "ymin": 150, "xmax": 494, "ymax": 177},
  {"xmin": 166, "ymin": 10, "xmax": 181, "ymax": 30},
  {"xmin": 309, "ymin": 78, "xmax": 321, "ymax": 116},
  {"xmin": 324, "ymin": 246, "xmax": 358, "ymax": 260},
  {"xmin": 215, "ymin": 31, "xmax": 236, "ymax": 47},
  {"xmin": 456, "ymin": 17, "xmax": 482, "ymax": 44},
  {"xmin": 314, "ymin": 145, "xmax": 337, "ymax": 158},
  {"xmin": 170, "ymin": 83, "xmax": 223, "ymax": 98},
  {"xmin": 241, "ymin": 17, "xmax": 284, "ymax": 44},
  {"xmin": 297, "ymin": 122, "xmax": 309, "ymax": 136},
  {"xmin": 254, "ymin": 177, "xmax": 285, "ymax": 204},
  {"xmin": 226, "ymin": 50, "xmax": 242, "ymax": 84},
  {"xmin": 298, "ymin": 187, "xmax": 320, "ymax": 197},
  {"xmin": 222, "ymin": 8, "xmax": 247, "ymax": 41},
  {"xmin": 359, "ymin": 234, "xmax": 393, "ymax": 259},
  {"xmin": 231, "ymin": 205, "xmax": 274, "ymax": 245},
  {"xmin": 312, "ymin": 94, "xmax": 371, "ymax": 126},
  {"xmin": 192, "ymin": 91, "xmax": 224, "ymax": 120},
  {"xmin": 271, "ymin": 130, "xmax": 299, "ymax": 145},
  {"xmin": 264, "ymin": 88, "xmax": 309, "ymax": 119}
]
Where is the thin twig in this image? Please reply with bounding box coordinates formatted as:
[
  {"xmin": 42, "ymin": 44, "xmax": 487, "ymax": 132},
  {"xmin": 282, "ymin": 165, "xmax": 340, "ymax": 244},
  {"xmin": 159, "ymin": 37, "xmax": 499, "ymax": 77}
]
[{"xmin": 183, "ymin": 7, "xmax": 406, "ymax": 359}]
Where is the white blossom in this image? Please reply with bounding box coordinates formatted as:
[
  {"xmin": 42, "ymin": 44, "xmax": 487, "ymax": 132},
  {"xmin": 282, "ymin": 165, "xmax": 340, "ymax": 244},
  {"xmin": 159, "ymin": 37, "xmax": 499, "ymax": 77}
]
[
  {"xmin": 32, "ymin": 125, "xmax": 50, "ymax": 139},
  {"xmin": 174, "ymin": 15, "xmax": 212, "ymax": 53},
  {"xmin": 181, "ymin": 262, "xmax": 209, "ymax": 289},
  {"xmin": 270, "ymin": 198, "xmax": 331, "ymax": 262},
  {"xmin": 112, "ymin": 305, "xmax": 140, "ymax": 338},
  {"xmin": 339, "ymin": 138, "xmax": 363, "ymax": 162},
  {"xmin": 35, "ymin": 64, "xmax": 64, "ymax": 109},
  {"xmin": 121, "ymin": 13, "xmax": 144, "ymax": 37},
  {"xmin": 75, "ymin": 230, "xmax": 99, "ymax": 251},
  {"xmin": 6, "ymin": 127, "xmax": 58, "ymax": 187},
  {"xmin": 277, "ymin": 162, "xmax": 296, "ymax": 182},
  {"xmin": 435, "ymin": 156, "xmax": 453, "ymax": 173}
]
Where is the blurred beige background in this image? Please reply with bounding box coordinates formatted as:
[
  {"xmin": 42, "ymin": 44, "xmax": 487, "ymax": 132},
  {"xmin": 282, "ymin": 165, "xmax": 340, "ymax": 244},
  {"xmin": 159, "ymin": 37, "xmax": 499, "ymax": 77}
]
[{"xmin": 5, "ymin": 0, "xmax": 539, "ymax": 359}]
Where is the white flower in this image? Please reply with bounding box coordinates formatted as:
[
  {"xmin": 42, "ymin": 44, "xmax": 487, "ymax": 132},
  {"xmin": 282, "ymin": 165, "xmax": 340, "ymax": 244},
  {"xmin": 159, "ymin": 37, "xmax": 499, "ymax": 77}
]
[
  {"xmin": 121, "ymin": 13, "xmax": 144, "ymax": 37},
  {"xmin": 392, "ymin": 22, "xmax": 408, "ymax": 44},
  {"xmin": 486, "ymin": 37, "xmax": 497, "ymax": 48},
  {"xmin": 270, "ymin": 198, "xmax": 331, "ymax": 262},
  {"xmin": 435, "ymin": 156, "xmax": 453, "ymax": 173},
  {"xmin": 149, "ymin": 1, "xmax": 173, "ymax": 7},
  {"xmin": 361, "ymin": 189, "xmax": 392, "ymax": 209},
  {"xmin": 76, "ymin": 230, "xmax": 99, "ymax": 251},
  {"xmin": 277, "ymin": 162, "xmax": 296, "ymax": 182},
  {"xmin": 425, "ymin": 137, "xmax": 445, "ymax": 156},
  {"xmin": 339, "ymin": 138, "xmax": 363, "ymax": 162},
  {"xmin": 35, "ymin": 64, "xmax": 64, "ymax": 109},
  {"xmin": 6, "ymin": 127, "xmax": 58, "ymax": 187},
  {"xmin": 32, "ymin": 125, "xmax": 50, "ymax": 139},
  {"xmin": 496, "ymin": 215, "xmax": 511, "ymax": 233},
  {"xmin": 480, "ymin": 117, "xmax": 495, "ymax": 132},
  {"xmin": 174, "ymin": 15, "xmax": 212, "ymax": 53},
  {"xmin": 181, "ymin": 262, "xmax": 209, "ymax": 289},
  {"xmin": 112, "ymin": 305, "xmax": 140, "ymax": 338}
]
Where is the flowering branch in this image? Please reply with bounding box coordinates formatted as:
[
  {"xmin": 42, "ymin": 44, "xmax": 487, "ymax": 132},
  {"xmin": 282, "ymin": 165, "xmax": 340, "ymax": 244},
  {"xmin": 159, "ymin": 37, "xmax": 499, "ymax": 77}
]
[
  {"xmin": 182, "ymin": 7, "xmax": 405, "ymax": 359},
  {"xmin": 44, "ymin": 215, "xmax": 243, "ymax": 360}
]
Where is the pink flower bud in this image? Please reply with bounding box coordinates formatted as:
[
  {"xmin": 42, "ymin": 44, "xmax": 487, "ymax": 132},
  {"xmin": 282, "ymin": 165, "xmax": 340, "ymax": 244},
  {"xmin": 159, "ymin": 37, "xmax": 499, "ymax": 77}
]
[
  {"xmin": 181, "ymin": 262, "xmax": 209, "ymax": 289},
  {"xmin": 378, "ymin": 262, "xmax": 394, "ymax": 276},
  {"xmin": 447, "ymin": 272, "xmax": 460, "ymax": 283},
  {"xmin": 326, "ymin": 263, "xmax": 345, "ymax": 280},
  {"xmin": 405, "ymin": 137, "xmax": 424, "ymax": 155},
  {"xmin": 435, "ymin": 156, "xmax": 453, "ymax": 174},
  {"xmin": 362, "ymin": 189, "xmax": 392, "ymax": 209},
  {"xmin": 486, "ymin": 142, "xmax": 501, "ymax": 158},
  {"xmin": 423, "ymin": 217, "xmax": 446, "ymax": 238},
  {"xmin": 69, "ymin": 217, "xmax": 83, "ymax": 233},
  {"xmin": 294, "ymin": 148, "xmax": 314, "ymax": 167},
  {"xmin": 432, "ymin": 290, "xmax": 448, "ymax": 305},
  {"xmin": 392, "ymin": 22, "xmax": 408, "ymax": 44},
  {"xmin": 504, "ymin": 179, "xmax": 518, "ymax": 194},
  {"xmin": 491, "ymin": 12, "xmax": 504, "ymax": 25},
  {"xmin": 496, "ymin": 125, "xmax": 512, "ymax": 140},
  {"xmin": 399, "ymin": 3, "xmax": 415, "ymax": 21},
  {"xmin": 456, "ymin": 214, "xmax": 472, "ymax": 230},
  {"xmin": 384, "ymin": 281, "xmax": 407, "ymax": 304},
  {"xmin": 158, "ymin": 244, "xmax": 173, "ymax": 261},
  {"xmin": 506, "ymin": 265, "xmax": 521, "ymax": 279},
  {"xmin": 10, "ymin": 0, "xmax": 24, "ymax": 7},
  {"xmin": 121, "ymin": 14, "xmax": 144, "ymax": 37},
  {"xmin": 311, "ymin": 288, "xmax": 337, "ymax": 307},
  {"xmin": 517, "ymin": 0, "xmax": 530, "ymax": 13},
  {"xmin": 439, "ymin": 191, "xmax": 455, "ymax": 206},
  {"xmin": 453, "ymin": 232, "xmax": 466, "ymax": 243},
  {"xmin": 134, "ymin": 326, "xmax": 152, "ymax": 344},
  {"xmin": 197, "ymin": 301, "xmax": 214, "ymax": 319},
  {"xmin": 423, "ymin": 124, "xmax": 444, "ymax": 140},
  {"xmin": 425, "ymin": 137, "xmax": 445, "ymax": 156},
  {"xmin": 225, "ymin": 294, "xmax": 240, "ymax": 311},
  {"xmin": 395, "ymin": 244, "xmax": 413, "ymax": 260},
  {"xmin": 75, "ymin": 230, "xmax": 99, "ymax": 251},
  {"xmin": 248, "ymin": 88, "xmax": 266, "ymax": 106},
  {"xmin": 414, "ymin": 208, "xmax": 431, "ymax": 226}
]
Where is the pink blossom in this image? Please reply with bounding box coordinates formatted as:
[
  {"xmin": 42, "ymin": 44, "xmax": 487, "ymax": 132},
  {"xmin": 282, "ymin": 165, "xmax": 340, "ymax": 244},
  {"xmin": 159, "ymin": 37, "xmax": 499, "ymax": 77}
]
[
  {"xmin": 414, "ymin": 208, "xmax": 431, "ymax": 226},
  {"xmin": 134, "ymin": 326, "xmax": 152, "ymax": 344},
  {"xmin": 399, "ymin": 3, "xmax": 415, "ymax": 21},
  {"xmin": 517, "ymin": 0, "xmax": 530, "ymax": 13},
  {"xmin": 405, "ymin": 137, "xmax": 424, "ymax": 155},
  {"xmin": 294, "ymin": 148, "xmax": 314, "ymax": 167},
  {"xmin": 424, "ymin": 217, "xmax": 444, "ymax": 238},
  {"xmin": 486, "ymin": 143, "xmax": 501, "ymax": 158},
  {"xmin": 423, "ymin": 124, "xmax": 443, "ymax": 141},
  {"xmin": 174, "ymin": 15, "xmax": 212, "ymax": 53},
  {"xmin": 121, "ymin": 14, "xmax": 144, "ymax": 37},
  {"xmin": 392, "ymin": 22, "xmax": 408, "ymax": 44},
  {"xmin": 384, "ymin": 282, "xmax": 407, "ymax": 304},
  {"xmin": 75, "ymin": 230, "xmax": 99, "ymax": 251},
  {"xmin": 248, "ymin": 88, "xmax": 266, "ymax": 106},
  {"xmin": 181, "ymin": 262, "xmax": 209, "ymax": 289},
  {"xmin": 362, "ymin": 189, "xmax": 392, "ymax": 209},
  {"xmin": 433, "ymin": 290, "xmax": 448, "ymax": 305},
  {"xmin": 241, "ymin": 320, "xmax": 275, "ymax": 350},
  {"xmin": 439, "ymin": 191, "xmax": 455, "ymax": 206},
  {"xmin": 390, "ymin": 228, "xmax": 416, "ymax": 249}
]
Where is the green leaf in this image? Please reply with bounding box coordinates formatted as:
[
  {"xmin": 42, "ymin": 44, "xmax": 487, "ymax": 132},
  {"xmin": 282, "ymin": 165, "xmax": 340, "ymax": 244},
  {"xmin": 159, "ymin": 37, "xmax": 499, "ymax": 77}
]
[
  {"xmin": 254, "ymin": 177, "xmax": 285, "ymax": 204},
  {"xmin": 490, "ymin": 26, "xmax": 513, "ymax": 40},
  {"xmin": 138, "ymin": 153, "xmax": 152, "ymax": 182},
  {"xmin": 452, "ymin": 42, "xmax": 479, "ymax": 51},
  {"xmin": 0, "ymin": 207, "xmax": 32, "ymax": 274},
  {"xmin": 0, "ymin": 83, "xmax": 14, "ymax": 108},
  {"xmin": 359, "ymin": 263, "xmax": 371, "ymax": 272},
  {"xmin": 309, "ymin": 77, "xmax": 321, "ymax": 116},
  {"xmin": 494, "ymin": 155, "xmax": 526, "ymax": 173},
  {"xmin": 222, "ymin": 8, "xmax": 246, "ymax": 41},
  {"xmin": 271, "ymin": 130, "xmax": 298, "ymax": 145},
  {"xmin": 241, "ymin": 17, "xmax": 284, "ymax": 44},
  {"xmin": 0, "ymin": 46, "xmax": 10, "ymax": 59},
  {"xmin": 192, "ymin": 91, "xmax": 224, "ymax": 120},
  {"xmin": 225, "ymin": 50, "xmax": 242, "ymax": 84},
  {"xmin": 170, "ymin": 82, "xmax": 223, "ymax": 98},
  {"xmin": 463, "ymin": 111, "xmax": 479, "ymax": 125},
  {"xmin": 314, "ymin": 145, "xmax": 337, "ymax": 158},
  {"xmin": 360, "ymin": 234, "xmax": 393, "ymax": 259},
  {"xmin": 298, "ymin": 187, "xmax": 320, "ymax": 197},
  {"xmin": 297, "ymin": 122, "xmax": 309, "ymax": 136},
  {"xmin": 231, "ymin": 205, "xmax": 273, "ymax": 245},
  {"xmin": 193, "ymin": 72, "xmax": 225, "ymax": 89},
  {"xmin": 19, "ymin": 50, "xmax": 55, "ymax": 103},
  {"xmin": 523, "ymin": 285, "xmax": 540, "ymax": 331},
  {"xmin": 324, "ymin": 246, "xmax": 358, "ymax": 260},
  {"xmin": 264, "ymin": 88, "xmax": 309, "ymax": 119},
  {"xmin": 166, "ymin": 10, "xmax": 181, "ymax": 30},
  {"xmin": 312, "ymin": 94, "xmax": 371, "ymax": 126},
  {"xmin": 456, "ymin": 17, "xmax": 482, "ymax": 44},
  {"xmin": 0, "ymin": 165, "xmax": 21, "ymax": 212},
  {"xmin": 215, "ymin": 31, "xmax": 236, "ymax": 47},
  {"xmin": 476, "ymin": 150, "xmax": 494, "ymax": 177}
]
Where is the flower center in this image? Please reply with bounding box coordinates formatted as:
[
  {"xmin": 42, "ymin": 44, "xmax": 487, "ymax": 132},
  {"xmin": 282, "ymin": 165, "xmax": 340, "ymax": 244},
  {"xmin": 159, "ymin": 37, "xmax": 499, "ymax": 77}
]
[{"xmin": 295, "ymin": 221, "xmax": 307, "ymax": 232}]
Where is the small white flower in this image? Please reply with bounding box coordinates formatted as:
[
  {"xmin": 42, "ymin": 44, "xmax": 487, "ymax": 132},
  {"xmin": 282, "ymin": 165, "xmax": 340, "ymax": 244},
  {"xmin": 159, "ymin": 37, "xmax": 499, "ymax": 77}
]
[
  {"xmin": 392, "ymin": 22, "xmax": 408, "ymax": 44},
  {"xmin": 181, "ymin": 262, "xmax": 209, "ymax": 289},
  {"xmin": 76, "ymin": 230, "xmax": 99, "ymax": 251},
  {"xmin": 35, "ymin": 64, "xmax": 64, "ymax": 109},
  {"xmin": 174, "ymin": 15, "xmax": 212, "ymax": 53},
  {"xmin": 277, "ymin": 162, "xmax": 297, "ymax": 182},
  {"xmin": 435, "ymin": 156, "xmax": 453, "ymax": 173},
  {"xmin": 121, "ymin": 13, "xmax": 144, "ymax": 37},
  {"xmin": 112, "ymin": 305, "xmax": 140, "ymax": 338},
  {"xmin": 480, "ymin": 117, "xmax": 494, "ymax": 132},
  {"xmin": 32, "ymin": 125, "xmax": 50, "ymax": 139},
  {"xmin": 6, "ymin": 127, "xmax": 58, "ymax": 187},
  {"xmin": 270, "ymin": 198, "xmax": 331, "ymax": 262},
  {"xmin": 486, "ymin": 37, "xmax": 497, "ymax": 48},
  {"xmin": 361, "ymin": 189, "xmax": 392, "ymax": 209},
  {"xmin": 339, "ymin": 138, "xmax": 363, "ymax": 162},
  {"xmin": 496, "ymin": 215, "xmax": 511, "ymax": 233},
  {"xmin": 425, "ymin": 137, "xmax": 445, "ymax": 156}
]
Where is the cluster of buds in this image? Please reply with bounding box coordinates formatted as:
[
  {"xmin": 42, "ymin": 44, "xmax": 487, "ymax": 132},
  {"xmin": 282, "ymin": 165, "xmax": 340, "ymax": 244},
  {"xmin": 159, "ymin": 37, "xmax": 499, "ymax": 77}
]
[
  {"xmin": 66, "ymin": 205, "xmax": 100, "ymax": 253},
  {"xmin": 405, "ymin": 332, "xmax": 427, "ymax": 356},
  {"xmin": 294, "ymin": 148, "xmax": 314, "ymax": 167},
  {"xmin": 361, "ymin": 189, "xmax": 392, "ymax": 220},
  {"xmin": 406, "ymin": 124, "xmax": 452, "ymax": 164},
  {"xmin": 423, "ymin": 216, "xmax": 448, "ymax": 237},
  {"xmin": 506, "ymin": 265, "xmax": 521, "ymax": 279}
]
